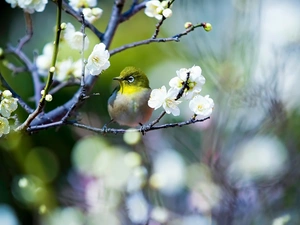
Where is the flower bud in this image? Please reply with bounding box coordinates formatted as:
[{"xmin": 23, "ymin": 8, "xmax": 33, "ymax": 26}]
[
  {"xmin": 162, "ymin": 8, "xmax": 172, "ymax": 18},
  {"xmin": 41, "ymin": 90, "xmax": 45, "ymax": 95},
  {"xmin": 184, "ymin": 22, "xmax": 193, "ymax": 29},
  {"xmin": 45, "ymin": 94, "xmax": 53, "ymax": 102},
  {"xmin": 203, "ymin": 23, "xmax": 212, "ymax": 32},
  {"xmin": 2, "ymin": 90, "xmax": 12, "ymax": 98},
  {"xmin": 60, "ymin": 22, "xmax": 67, "ymax": 30},
  {"xmin": 49, "ymin": 66, "xmax": 56, "ymax": 73}
]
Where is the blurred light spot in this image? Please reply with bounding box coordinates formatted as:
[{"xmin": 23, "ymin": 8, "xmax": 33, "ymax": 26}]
[
  {"xmin": 124, "ymin": 152, "xmax": 142, "ymax": 168},
  {"xmin": 13, "ymin": 175, "xmax": 46, "ymax": 205},
  {"xmin": 272, "ymin": 214, "xmax": 291, "ymax": 225},
  {"xmin": 44, "ymin": 207, "xmax": 84, "ymax": 225},
  {"xmin": 18, "ymin": 178, "xmax": 28, "ymax": 188},
  {"xmin": 126, "ymin": 192, "xmax": 149, "ymax": 224},
  {"xmin": 229, "ymin": 136, "xmax": 288, "ymax": 182},
  {"xmin": 72, "ymin": 136, "xmax": 109, "ymax": 176},
  {"xmin": 127, "ymin": 166, "xmax": 147, "ymax": 193},
  {"xmin": 189, "ymin": 182, "xmax": 222, "ymax": 213},
  {"xmin": 150, "ymin": 206, "xmax": 169, "ymax": 223},
  {"xmin": 87, "ymin": 211, "xmax": 120, "ymax": 225},
  {"xmin": 186, "ymin": 163, "xmax": 213, "ymax": 188},
  {"xmin": 39, "ymin": 205, "xmax": 47, "ymax": 214},
  {"xmin": 170, "ymin": 215, "xmax": 212, "ymax": 225},
  {"xmin": 151, "ymin": 149, "xmax": 185, "ymax": 195},
  {"xmin": 0, "ymin": 204, "xmax": 20, "ymax": 225},
  {"xmin": 25, "ymin": 147, "xmax": 59, "ymax": 183},
  {"xmin": 123, "ymin": 129, "xmax": 141, "ymax": 145}
]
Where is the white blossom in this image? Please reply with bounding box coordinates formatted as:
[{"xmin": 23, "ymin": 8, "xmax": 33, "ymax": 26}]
[
  {"xmin": 2, "ymin": 90, "xmax": 12, "ymax": 98},
  {"xmin": 56, "ymin": 58, "xmax": 73, "ymax": 82},
  {"xmin": 0, "ymin": 117, "xmax": 10, "ymax": 137},
  {"xmin": 64, "ymin": 23, "xmax": 89, "ymax": 51},
  {"xmin": 36, "ymin": 42, "xmax": 54, "ymax": 75},
  {"xmin": 144, "ymin": 0, "xmax": 164, "ymax": 20},
  {"xmin": 0, "ymin": 96, "xmax": 18, "ymax": 118},
  {"xmin": 69, "ymin": 0, "xmax": 97, "ymax": 11},
  {"xmin": 86, "ymin": 43, "xmax": 110, "ymax": 75},
  {"xmin": 148, "ymin": 85, "xmax": 181, "ymax": 116},
  {"xmin": 6, "ymin": 0, "xmax": 48, "ymax": 13},
  {"xmin": 126, "ymin": 192, "xmax": 149, "ymax": 224},
  {"xmin": 170, "ymin": 65, "xmax": 206, "ymax": 99},
  {"xmin": 189, "ymin": 95, "xmax": 214, "ymax": 118},
  {"xmin": 82, "ymin": 7, "xmax": 103, "ymax": 24}
]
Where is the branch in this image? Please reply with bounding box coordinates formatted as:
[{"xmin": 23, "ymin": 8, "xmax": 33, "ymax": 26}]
[
  {"xmin": 0, "ymin": 72, "xmax": 34, "ymax": 114},
  {"xmin": 109, "ymin": 23, "xmax": 206, "ymax": 56},
  {"xmin": 119, "ymin": 0, "xmax": 147, "ymax": 22},
  {"xmin": 15, "ymin": 0, "xmax": 63, "ymax": 131},
  {"xmin": 27, "ymin": 115, "xmax": 210, "ymax": 133},
  {"xmin": 17, "ymin": 12, "xmax": 33, "ymax": 51},
  {"xmin": 60, "ymin": 0, "xmax": 104, "ymax": 41},
  {"xmin": 6, "ymin": 45, "xmax": 42, "ymax": 106}
]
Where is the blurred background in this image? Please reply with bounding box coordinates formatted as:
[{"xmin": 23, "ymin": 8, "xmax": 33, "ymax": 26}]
[{"xmin": 1, "ymin": 0, "xmax": 300, "ymax": 224}]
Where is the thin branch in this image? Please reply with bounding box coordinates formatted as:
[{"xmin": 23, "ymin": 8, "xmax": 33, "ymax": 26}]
[
  {"xmin": 119, "ymin": 0, "xmax": 147, "ymax": 23},
  {"xmin": 6, "ymin": 45, "xmax": 42, "ymax": 106},
  {"xmin": 27, "ymin": 116, "xmax": 210, "ymax": 133},
  {"xmin": 17, "ymin": 12, "xmax": 33, "ymax": 51},
  {"xmin": 48, "ymin": 79, "xmax": 81, "ymax": 95},
  {"xmin": 15, "ymin": 0, "xmax": 63, "ymax": 131},
  {"xmin": 103, "ymin": 0, "xmax": 126, "ymax": 47},
  {"xmin": 109, "ymin": 23, "xmax": 206, "ymax": 56},
  {"xmin": 60, "ymin": 0, "xmax": 104, "ymax": 41},
  {"xmin": 0, "ymin": 72, "xmax": 34, "ymax": 114}
]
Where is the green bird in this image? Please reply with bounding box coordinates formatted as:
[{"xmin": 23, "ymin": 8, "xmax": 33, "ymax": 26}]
[{"xmin": 108, "ymin": 66, "xmax": 154, "ymax": 127}]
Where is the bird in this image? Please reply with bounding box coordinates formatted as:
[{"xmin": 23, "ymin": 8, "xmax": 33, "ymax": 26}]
[{"xmin": 107, "ymin": 66, "xmax": 154, "ymax": 127}]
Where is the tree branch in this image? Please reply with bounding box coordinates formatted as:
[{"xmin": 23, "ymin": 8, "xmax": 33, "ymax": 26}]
[
  {"xmin": 60, "ymin": 0, "xmax": 104, "ymax": 41},
  {"xmin": 17, "ymin": 12, "xmax": 33, "ymax": 51}
]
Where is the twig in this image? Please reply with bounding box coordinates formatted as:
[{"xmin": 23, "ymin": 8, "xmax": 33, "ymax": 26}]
[
  {"xmin": 119, "ymin": 0, "xmax": 147, "ymax": 22},
  {"xmin": 27, "ymin": 116, "xmax": 210, "ymax": 133},
  {"xmin": 15, "ymin": 0, "xmax": 63, "ymax": 131},
  {"xmin": 6, "ymin": 45, "xmax": 41, "ymax": 106},
  {"xmin": 109, "ymin": 23, "xmax": 205, "ymax": 56},
  {"xmin": 17, "ymin": 12, "xmax": 33, "ymax": 51},
  {"xmin": 0, "ymin": 72, "xmax": 34, "ymax": 114},
  {"xmin": 5, "ymin": 63, "xmax": 27, "ymax": 74},
  {"xmin": 60, "ymin": 0, "xmax": 104, "ymax": 41},
  {"xmin": 48, "ymin": 79, "xmax": 81, "ymax": 95}
]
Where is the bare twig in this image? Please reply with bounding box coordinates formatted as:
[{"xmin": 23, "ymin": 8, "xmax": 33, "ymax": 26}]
[
  {"xmin": 119, "ymin": 0, "xmax": 147, "ymax": 22},
  {"xmin": 0, "ymin": 72, "xmax": 34, "ymax": 114},
  {"xmin": 27, "ymin": 116, "xmax": 210, "ymax": 133},
  {"xmin": 17, "ymin": 12, "xmax": 33, "ymax": 51},
  {"xmin": 48, "ymin": 79, "xmax": 81, "ymax": 95},
  {"xmin": 60, "ymin": 0, "xmax": 104, "ymax": 41},
  {"xmin": 16, "ymin": 0, "xmax": 63, "ymax": 131},
  {"xmin": 6, "ymin": 45, "xmax": 41, "ymax": 106},
  {"xmin": 109, "ymin": 23, "xmax": 206, "ymax": 56}
]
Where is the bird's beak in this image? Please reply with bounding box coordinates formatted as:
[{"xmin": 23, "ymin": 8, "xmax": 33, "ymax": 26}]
[{"xmin": 113, "ymin": 76, "xmax": 123, "ymax": 81}]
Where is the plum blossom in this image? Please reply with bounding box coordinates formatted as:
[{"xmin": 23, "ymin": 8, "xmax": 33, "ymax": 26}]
[
  {"xmin": 189, "ymin": 95, "xmax": 214, "ymax": 119},
  {"xmin": 86, "ymin": 43, "xmax": 110, "ymax": 75},
  {"xmin": 5, "ymin": 0, "xmax": 48, "ymax": 13},
  {"xmin": 148, "ymin": 85, "xmax": 181, "ymax": 116},
  {"xmin": 169, "ymin": 65, "xmax": 205, "ymax": 99},
  {"xmin": 64, "ymin": 23, "xmax": 90, "ymax": 51}
]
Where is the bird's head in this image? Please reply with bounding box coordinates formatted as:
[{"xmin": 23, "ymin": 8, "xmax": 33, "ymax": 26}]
[{"xmin": 113, "ymin": 67, "xmax": 150, "ymax": 90}]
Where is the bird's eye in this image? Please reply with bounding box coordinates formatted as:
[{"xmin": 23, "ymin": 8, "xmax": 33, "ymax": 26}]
[{"xmin": 127, "ymin": 76, "xmax": 135, "ymax": 83}]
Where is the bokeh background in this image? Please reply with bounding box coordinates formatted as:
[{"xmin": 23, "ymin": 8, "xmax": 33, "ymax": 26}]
[{"xmin": 1, "ymin": 0, "xmax": 300, "ymax": 224}]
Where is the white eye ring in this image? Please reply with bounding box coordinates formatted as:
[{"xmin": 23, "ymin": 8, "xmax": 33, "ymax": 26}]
[{"xmin": 127, "ymin": 76, "xmax": 134, "ymax": 83}]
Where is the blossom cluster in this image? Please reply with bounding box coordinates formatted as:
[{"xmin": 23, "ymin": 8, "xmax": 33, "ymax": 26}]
[
  {"xmin": 0, "ymin": 90, "xmax": 18, "ymax": 137},
  {"xmin": 36, "ymin": 23, "xmax": 110, "ymax": 81},
  {"xmin": 5, "ymin": 0, "xmax": 48, "ymax": 13},
  {"xmin": 69, "ymin": 0, "xmax": 103, "ymax": 24},
  {"xmin": 148, "ymin": 66, "xmax": 214, "ymax": 119},
  {"xmin": 145, "ymin": 0, "xmax": 173, "ymax": 20}
]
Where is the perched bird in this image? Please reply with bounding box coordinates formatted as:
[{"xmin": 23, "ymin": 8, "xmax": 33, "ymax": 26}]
[{"xmin": 108, "ymin": 66, "xmax": 154, "ymax": 127}]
